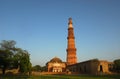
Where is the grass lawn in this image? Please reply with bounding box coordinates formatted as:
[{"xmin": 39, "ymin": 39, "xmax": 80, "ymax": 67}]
[{"xmin": 0, "ymin": 74, "xmax": 120, "ymax": 79}]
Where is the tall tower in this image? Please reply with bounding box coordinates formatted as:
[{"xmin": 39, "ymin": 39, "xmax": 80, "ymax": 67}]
[{"xmin": 66, "ymin": 18, "xmax": 77, "ymax": 65}]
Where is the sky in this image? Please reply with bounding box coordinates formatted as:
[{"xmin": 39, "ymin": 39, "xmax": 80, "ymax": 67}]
[{"xmin": 0, "ymin": 0, "xmax": 120, "ymax": 66}]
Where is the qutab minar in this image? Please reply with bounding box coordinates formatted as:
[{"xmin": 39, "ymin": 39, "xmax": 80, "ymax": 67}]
[
  {"xmin": 46, "ymin": 18, "xmax": 112, "ymax": 74},
  {"xmin": 66, "ymin": 18, "xmax": 77, "ymax": 65}
]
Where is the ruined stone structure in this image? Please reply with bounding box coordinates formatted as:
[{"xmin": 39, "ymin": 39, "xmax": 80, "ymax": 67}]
[
  {"xmin": 66, "ymin": 18, "xmax": 77, "ymax": 65},
  {"xmin": 46, "ymin": 57, "xmax": 66, "ymax": 72},
  {"xmin": 67, "ymin": 59, "xmax": 113, "ymax": 74}
]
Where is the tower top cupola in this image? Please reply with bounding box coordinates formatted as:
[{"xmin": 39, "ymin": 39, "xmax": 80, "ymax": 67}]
[{"xmin": 68, "ymin": 18, "xmax": 73, "ymax": 28}]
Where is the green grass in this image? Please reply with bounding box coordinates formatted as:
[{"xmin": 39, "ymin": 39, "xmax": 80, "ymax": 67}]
[{"xmin": 0, "ymin": 74, "xmax": 120, "ymax": 79}]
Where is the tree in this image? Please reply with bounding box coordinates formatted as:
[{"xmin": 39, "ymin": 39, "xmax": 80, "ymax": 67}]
[
  {"xmin": 0, "ymin": 40, "xmax": 16, "ymax": 51},
  {"xmin": 15, "ymin": 48, "xmax": 31, "ymax": 74},
  {"xmin": 0, "ymin": 40, "xmax": 16, "ymax": 74},
  {"xmin": 114, "ymin": 59, "xmax": 120, "ymax": 73},
  {"xmin": 32, "ymin": 65, "xmax": 41, "ymax": 71},
  {"xmin": 0, "ymin": 40, "xmax": 31, "ymax": 75},
  {"xmin": 0, "ymin": 50, "xmax": 11, "ymax": 74},
  {"xmin": 32, "ymin": 65, "xmax": 47, "ymax": 72},
  {"xmin": 41, "ymin": 66, "xmax": 47, "ymax": 72}
]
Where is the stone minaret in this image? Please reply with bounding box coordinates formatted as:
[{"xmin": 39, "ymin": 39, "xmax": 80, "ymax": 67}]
[{"xmin": 66, "ymin": 18, "xmax": 77, "ymax": 65}]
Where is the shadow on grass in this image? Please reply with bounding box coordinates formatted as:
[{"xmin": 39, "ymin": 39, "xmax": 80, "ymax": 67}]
[
  {"xmin": 31, "ymin": 74, "xmax": 120, "ymax": 79},
  {"xmin": 0, "ymin": 74, "xmax": 31, "ymax": 79},
  {"xmin": 104, "ymin": 74, "xmax": 120, "ymax": 79},
  {"xmin": 0, "ymin": 74, "xmax": 120, "ymax": 79}
]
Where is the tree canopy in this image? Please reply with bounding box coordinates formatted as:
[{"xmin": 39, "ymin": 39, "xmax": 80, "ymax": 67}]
[
  {"xmin": 114, "ymin": 59, "xmax": 120, "ymax": 73},
  {"xmin": 32, "ymin": 65, "xmax": 47, "ymax": 72}
]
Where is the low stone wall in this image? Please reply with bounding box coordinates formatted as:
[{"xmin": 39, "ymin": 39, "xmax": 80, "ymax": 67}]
[
  {"xmin": 32, "ymin": 71, "xmax": 67, "ymax": 75},
  {"xmin": 0, "ymin": 69, "xmax": 19, "ymax": 74}
]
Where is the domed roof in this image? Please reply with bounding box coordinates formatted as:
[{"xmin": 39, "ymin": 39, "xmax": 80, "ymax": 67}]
[{"xmin": 50, "ymin": 57, "xmax": 62, "ymax": 63}]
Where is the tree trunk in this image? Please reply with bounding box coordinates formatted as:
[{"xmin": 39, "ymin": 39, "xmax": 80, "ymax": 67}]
[{"xmin": 2, "ymin": 67, "xmax": 6, "ymax": 75}]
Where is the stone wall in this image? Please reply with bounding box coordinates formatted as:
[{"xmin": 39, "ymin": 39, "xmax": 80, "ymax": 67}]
[{"xmin": 98, "ymin": 60, "xmax": 109, "ymax": 73}]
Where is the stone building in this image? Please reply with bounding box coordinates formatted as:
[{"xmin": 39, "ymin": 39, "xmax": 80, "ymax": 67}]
[{"xmin": 46, "ymin": 57, "xmax": 66, "ymax": 72}]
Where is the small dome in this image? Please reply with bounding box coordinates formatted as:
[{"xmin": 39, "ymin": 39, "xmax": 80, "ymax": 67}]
[{"xmin": 50, "ymin": 57, "xmax": 62, "ymax": 63}]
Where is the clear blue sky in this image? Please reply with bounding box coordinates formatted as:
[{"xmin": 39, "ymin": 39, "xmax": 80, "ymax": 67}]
[{"xmin": 0, "ymin": 0, "xmax": 120, "ymax": 66}]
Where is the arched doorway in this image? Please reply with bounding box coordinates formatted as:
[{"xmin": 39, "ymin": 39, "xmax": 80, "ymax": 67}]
[{"xmin": 100, "ymin": 65, "xmax": 103, "ymax": 72}]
